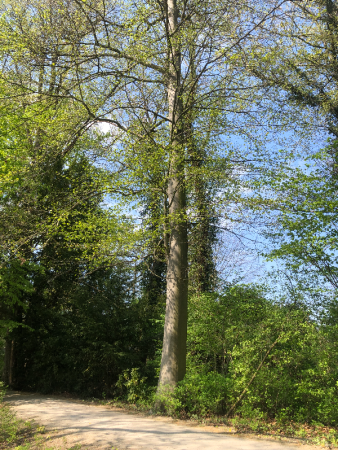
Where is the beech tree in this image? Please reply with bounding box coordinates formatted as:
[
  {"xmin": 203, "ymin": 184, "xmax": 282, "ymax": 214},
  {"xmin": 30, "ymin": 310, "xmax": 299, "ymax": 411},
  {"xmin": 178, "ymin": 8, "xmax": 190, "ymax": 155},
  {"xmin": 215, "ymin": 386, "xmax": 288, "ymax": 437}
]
[{"xmin": 1, "ymin": 0, "xmax": 291, "ymax": 388}]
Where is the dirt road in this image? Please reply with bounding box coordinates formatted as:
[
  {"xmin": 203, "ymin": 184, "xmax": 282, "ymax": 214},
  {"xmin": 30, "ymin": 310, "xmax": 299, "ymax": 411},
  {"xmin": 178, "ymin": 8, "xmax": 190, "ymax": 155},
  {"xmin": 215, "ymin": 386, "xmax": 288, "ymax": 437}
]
[{"xmin": 5, "ymin": 391, "xmax": 314, "ymax": 450}]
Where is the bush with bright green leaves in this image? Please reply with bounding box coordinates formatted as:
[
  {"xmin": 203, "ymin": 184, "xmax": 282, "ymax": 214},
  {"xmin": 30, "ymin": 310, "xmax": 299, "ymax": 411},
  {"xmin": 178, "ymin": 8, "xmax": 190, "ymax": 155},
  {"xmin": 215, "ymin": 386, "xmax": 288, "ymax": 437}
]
[
  {"xmin": 170, "ymin": 285, "xmax": 338, "ymax": 425},
  {"xmin": 175, "ymin": 371, "xmax": 228, "ymax": 416},
  {"xmin": 116, "ymin": 368, "xmax": 153, "ymax": 403}
]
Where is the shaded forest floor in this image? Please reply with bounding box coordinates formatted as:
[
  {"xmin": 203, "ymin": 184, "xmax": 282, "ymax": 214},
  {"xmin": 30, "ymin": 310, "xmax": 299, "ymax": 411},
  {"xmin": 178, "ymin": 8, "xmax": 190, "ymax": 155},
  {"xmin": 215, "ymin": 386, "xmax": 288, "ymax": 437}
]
[{"xmin": 1, "ymin": 391, "xmax": 336, "ymax": 450}]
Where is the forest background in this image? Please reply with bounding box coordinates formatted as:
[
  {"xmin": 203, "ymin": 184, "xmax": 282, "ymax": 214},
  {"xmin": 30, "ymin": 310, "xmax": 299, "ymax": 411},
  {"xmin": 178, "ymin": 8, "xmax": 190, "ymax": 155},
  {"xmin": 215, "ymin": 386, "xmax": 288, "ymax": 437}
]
[{"xmin": 1, "ymin": 0, "xmax": 338, "ymax": 433}]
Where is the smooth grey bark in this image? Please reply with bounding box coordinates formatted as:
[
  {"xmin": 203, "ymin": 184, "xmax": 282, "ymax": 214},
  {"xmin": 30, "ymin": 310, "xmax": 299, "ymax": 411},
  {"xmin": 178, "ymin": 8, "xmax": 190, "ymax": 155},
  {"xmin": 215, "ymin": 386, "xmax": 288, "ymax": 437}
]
[{"xmin": 158, "ymin": 0, "xmax": 188, "ymax": 388}]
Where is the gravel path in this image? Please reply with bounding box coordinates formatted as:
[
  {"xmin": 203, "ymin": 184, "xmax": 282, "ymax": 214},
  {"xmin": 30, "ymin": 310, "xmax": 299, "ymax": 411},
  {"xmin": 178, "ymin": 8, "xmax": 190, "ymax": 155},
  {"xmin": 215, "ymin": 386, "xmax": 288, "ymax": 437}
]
[{"xmin": 5, "ymin": 391, "xmax": 314, "ymax": 450}]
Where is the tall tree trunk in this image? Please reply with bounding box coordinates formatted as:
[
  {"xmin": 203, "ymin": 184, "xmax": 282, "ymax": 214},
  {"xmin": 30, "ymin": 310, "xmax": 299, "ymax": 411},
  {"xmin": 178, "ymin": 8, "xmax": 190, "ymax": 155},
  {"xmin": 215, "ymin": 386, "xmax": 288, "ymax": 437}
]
[{"xmin": 158, "ymin": 0, "xmax": 188, "ymax": 387}]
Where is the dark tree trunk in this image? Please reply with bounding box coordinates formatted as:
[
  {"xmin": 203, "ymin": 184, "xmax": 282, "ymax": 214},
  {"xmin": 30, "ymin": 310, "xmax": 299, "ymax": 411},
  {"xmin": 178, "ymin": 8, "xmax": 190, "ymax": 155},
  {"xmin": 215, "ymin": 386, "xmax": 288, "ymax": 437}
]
[{"xmin": 3, "ymin": 339, "xmax": 14, "ymax": 387}]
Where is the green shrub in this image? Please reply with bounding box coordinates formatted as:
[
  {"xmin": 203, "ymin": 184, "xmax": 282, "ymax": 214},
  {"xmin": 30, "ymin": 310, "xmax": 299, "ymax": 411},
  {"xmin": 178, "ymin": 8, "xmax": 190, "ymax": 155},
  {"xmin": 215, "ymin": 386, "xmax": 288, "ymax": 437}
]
[
  {"xmin": 175, "ymin": 371, "xmax": 228, "ymax": 416},
  {"xmin": 183, "ymin": 286, "xmax": 338, "ymax": 425},
  {"xmin": 116, "ymin": 368, "xmax": 152, "ymax": 403},
  {"xmin": 153, "ymin": 387, "xmax": 183, "ymax": 416}
]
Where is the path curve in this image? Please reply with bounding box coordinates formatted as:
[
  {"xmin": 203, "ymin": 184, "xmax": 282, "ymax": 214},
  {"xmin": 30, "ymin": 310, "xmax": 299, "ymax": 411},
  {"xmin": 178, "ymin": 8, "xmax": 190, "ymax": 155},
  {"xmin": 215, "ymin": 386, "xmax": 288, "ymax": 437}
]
[{"xmin": 5, "ymin": 391, "xmax": 314, "ymax": 450}]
